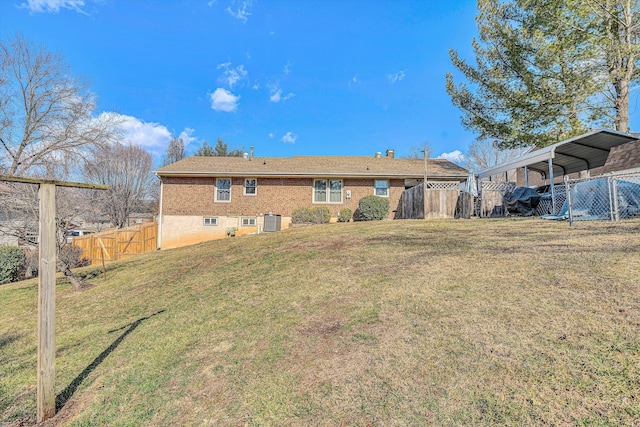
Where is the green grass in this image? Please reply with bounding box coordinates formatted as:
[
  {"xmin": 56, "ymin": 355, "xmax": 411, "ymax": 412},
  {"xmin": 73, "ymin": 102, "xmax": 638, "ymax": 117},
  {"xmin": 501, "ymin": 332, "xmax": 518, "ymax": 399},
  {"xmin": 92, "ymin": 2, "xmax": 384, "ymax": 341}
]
[{"xmin": 1, "ymin": 219, "xmax": 639, "ymax": 426}]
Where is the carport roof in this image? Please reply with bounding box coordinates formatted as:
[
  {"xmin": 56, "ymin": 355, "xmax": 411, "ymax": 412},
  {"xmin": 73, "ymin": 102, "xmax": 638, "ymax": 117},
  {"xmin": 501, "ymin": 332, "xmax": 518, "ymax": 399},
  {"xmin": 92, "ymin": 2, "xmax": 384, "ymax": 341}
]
[{"xmin": 476, "ymin": 129, "xmax": 639, "ymax": 180}]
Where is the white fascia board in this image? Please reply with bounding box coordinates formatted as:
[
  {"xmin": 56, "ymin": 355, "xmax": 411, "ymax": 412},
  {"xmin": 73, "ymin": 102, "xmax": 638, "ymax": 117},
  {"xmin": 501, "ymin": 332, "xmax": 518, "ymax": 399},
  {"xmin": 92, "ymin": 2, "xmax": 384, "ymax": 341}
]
[
  {"xmin": 476, "ymin": 147, "xmax": 554, "ymax": 179},
  {"xmin": 155, "ymin": 171, "xmax": 467, "ymax": 179}
]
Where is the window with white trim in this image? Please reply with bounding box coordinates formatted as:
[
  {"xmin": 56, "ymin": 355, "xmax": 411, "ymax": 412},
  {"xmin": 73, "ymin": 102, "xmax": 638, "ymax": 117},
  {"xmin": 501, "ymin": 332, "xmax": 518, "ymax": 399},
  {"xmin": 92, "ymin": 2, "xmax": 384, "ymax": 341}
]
[
  {"xmin": 313, "ymin": 179, "xmax": 343, "ymax": 203},
  {"xmin": 216, "ymin": 178, "xmax": 231, "ymax": 202},
  {"xmin": 375, "ymin": 180, "xmax": 390, "ymax": 197},
  {"xmin": 241, "ymin": 217, "xmax": 256, "ymax": 226},
  {"xmin": 244, "ymin": 178, "xmax": 257, "ymax": 195},
  {"xmin": 203, "ymin": 217, "xmax": 218, "ymax": 226}
]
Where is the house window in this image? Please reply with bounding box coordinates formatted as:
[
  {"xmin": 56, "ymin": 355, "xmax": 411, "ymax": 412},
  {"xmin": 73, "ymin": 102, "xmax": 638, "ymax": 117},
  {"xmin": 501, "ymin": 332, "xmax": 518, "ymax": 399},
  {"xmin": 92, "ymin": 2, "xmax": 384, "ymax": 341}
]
[
  {"xmin": 244, "ymin": 178, "xmax": 257, "ymax": 195},
  {"xmin": 241, "ymin": 217, "xmax": 256, "ymax": 226},
  {"xmin": 314, "ymin": 179, "xmax": 343, "ymax": 203},
  {"xmin": 375, "ymin": 180, "xmax": 390, "ymax": 197},
  {"xmin": 330, "ymin": 179, "xmax": 343, "ymax": 203},
  {"xmin": 314, "ymin": 179, "xmax": 327, "ymax": 202},
  {"xmin": 203, "ymin": 217, "xmax": 218, "ymax": 226},
  {"xmin": 216, "ymin": 178, "xmax": 231, "ymax": 202}
]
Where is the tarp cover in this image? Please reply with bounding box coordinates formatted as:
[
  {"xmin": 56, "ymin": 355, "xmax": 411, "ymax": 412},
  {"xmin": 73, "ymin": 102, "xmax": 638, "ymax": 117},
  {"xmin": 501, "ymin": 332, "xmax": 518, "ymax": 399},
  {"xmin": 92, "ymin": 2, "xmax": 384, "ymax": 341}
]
[
  {"xmin": 543, "ymin": 177, "xmax": 640, "ymax": 220},
  {"xmin": 504, "ymin": 187, "xmax": 541, "ymax": 216}
]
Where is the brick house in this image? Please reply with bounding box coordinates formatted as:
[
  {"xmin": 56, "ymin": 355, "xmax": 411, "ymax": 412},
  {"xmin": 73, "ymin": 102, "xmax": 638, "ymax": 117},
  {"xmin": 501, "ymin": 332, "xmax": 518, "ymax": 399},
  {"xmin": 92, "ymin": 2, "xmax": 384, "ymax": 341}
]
[{"xmin": 155, "ymin": 150, "xmax": 468, "ymax": 249}]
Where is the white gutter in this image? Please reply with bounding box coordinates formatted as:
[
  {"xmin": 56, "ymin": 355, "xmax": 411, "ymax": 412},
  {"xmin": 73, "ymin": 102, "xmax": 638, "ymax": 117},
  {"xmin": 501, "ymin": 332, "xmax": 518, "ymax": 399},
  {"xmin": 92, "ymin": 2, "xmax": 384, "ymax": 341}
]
[{"xmin": 155, "ymin": 171, "xmax": 468, "ymax": 180}]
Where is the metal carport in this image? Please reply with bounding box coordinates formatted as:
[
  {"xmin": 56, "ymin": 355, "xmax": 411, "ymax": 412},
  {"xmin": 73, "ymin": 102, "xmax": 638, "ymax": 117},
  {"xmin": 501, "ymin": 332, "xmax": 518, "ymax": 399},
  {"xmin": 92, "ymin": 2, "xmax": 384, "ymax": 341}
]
[{"xmin": 476, "ymin": 129, "xmax": 639, "ymax": 213}]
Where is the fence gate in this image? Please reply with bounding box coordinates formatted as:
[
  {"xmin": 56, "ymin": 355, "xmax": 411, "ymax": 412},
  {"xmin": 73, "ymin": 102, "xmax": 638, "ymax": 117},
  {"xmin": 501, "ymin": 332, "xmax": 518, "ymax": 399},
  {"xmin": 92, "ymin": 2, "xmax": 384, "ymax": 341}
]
[
  {"xmin": 479, "ymin": 181, "xmax": 516, "ymax": 218},
  {"xmin": 425, "ymin": 181, "xmax": 461, "ymax": 219},
  {"xmin": 72, "ymin": 221, "xmax": 157, "ymax": 264}
]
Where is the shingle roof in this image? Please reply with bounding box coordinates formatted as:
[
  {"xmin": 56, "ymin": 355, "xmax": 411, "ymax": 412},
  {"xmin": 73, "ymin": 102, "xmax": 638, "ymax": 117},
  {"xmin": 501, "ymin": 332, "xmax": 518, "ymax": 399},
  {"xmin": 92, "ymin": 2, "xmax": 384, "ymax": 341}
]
[{"xmin": 155, "ymin": 155, "xmax": 468, "ymax": 180}]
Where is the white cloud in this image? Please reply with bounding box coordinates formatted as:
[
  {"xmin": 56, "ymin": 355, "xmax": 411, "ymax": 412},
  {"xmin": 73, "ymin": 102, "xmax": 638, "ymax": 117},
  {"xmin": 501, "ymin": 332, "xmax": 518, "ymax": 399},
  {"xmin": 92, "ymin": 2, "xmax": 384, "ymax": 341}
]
[
  {"xmin": 20, "ymin": 0, "xmax": 86, "ymax": 13},
  {"xmin": 268, "ymin": 83, "xmax": 294, "ymax": 103},
  {"xmin": 283, "ymin": 61, "xmax": 292, "ymax": 75},
  {"xmin": 437, "ymin": 150, "xmax": 465, "ymax": 164},
  {"xmin": 226, "ymin": 0, "xmax": 252, "ymax": 23},
  {"xmin": 217, "ymin": 63, "xmax": 247, "ymax": 89},
  {"xmin": 178, "ymin": 128, "xmax": 198, "ymax": 146},
  {"xmin": 99, "ymin": 113, "xmax": 171, "ymax": 153},
  {"xmin": 387, "ymin": 71, "xmax": 406, "ymax": 84},
  {"xmin": 210, "ymin": 88, "xmax": 239, "ymax": 112},
  {"xmin": 268, "ymin": 132, "xmax": 274, "ymax": 139},
  {"xmin": 281, "ymin": 132, "xmax": 297, "ymax": 144},
  {"xmin": 252, "ymin": 82, "xmax": 261, "ymax": 90},
  {"xmin": 269, "ymin": 88, "xmax": 282, "ymax": 103}
]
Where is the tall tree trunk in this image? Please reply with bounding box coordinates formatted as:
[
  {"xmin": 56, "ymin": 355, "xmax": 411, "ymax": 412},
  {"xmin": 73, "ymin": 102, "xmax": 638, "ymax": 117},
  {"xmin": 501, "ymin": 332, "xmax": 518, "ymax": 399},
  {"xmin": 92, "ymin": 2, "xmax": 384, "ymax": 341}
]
[{"xmin": 614, "ymin": 79, "xmax": 630, "ymax": 133}]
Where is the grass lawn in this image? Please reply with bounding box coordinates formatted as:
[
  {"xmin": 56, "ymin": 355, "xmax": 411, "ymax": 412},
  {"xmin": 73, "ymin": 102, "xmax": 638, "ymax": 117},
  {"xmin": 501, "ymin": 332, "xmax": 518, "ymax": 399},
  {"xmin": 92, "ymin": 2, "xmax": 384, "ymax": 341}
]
[{"xmin": 1, "ymin": 218, "xmax": 639, "ymax": 426}]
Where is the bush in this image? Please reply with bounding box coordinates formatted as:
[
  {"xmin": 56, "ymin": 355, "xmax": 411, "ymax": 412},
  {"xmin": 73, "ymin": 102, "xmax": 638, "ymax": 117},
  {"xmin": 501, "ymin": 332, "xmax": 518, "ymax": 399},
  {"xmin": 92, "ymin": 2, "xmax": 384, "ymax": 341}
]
[
  {"xmin": 292, "ymin": 207, "xmax": 314, "ymax": 224},
  {"xmin": 292, "ymin": 206, "xmax": 331, "ymax": 224},
  {"xmin": 357, "ymin": 195, "xmax": 390, "ymax": 221},
  {"xmin": 311, "ymin": 206, "xmax": 331, "ymax": 224},
  {"xmin": 0, "ymin": 246, "xmax": 26, "ymax": 284},
  {"xmin": 58, "ymin": 245, "xmax": 90, "ymax": 269},
  {"xmin": 338, "ymin": 208, "xmax": 352, "ymax": 222}
]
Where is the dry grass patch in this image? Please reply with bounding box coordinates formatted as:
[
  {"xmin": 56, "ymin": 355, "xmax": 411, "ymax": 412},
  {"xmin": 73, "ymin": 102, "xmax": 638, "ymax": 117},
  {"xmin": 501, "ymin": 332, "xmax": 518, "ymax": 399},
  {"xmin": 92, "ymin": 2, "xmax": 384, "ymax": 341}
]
[{"xmin": 1, "ymin": 219, "xmax": 639, "ymax": 426}]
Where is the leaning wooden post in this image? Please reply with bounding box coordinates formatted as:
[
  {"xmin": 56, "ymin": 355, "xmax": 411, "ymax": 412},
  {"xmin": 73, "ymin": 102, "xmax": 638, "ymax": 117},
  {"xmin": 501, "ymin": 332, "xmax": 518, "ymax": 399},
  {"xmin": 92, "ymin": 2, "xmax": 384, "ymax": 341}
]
[{"xmin": 37, "ymin": 183, "xmax": 56, "ymax": 422}]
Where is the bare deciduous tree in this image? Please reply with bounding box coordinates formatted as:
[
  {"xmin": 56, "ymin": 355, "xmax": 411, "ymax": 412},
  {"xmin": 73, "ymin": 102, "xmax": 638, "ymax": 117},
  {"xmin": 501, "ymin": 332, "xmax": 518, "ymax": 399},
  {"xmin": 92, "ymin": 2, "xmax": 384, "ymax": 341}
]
[
  {"xmin": 162, "ymin": 136, "xmax": 187, "ymax": 166},
  {"xmin": 0, "ymin": 34, "xmax": 120, "ymax": 177},
  {"xmin": 464, "ymin": 139, "xmax": 530, "ymax": 181},
  {"xmin": 0, "ymin": 34, "xmax": 121, "ymax": 288},
  {"xmin": 84, "ymin": 143, "xmax": 156, "ymax": 228},
  {"xmin": 404, "ymin": 141, "xmax": 433, "ymax": 159}
]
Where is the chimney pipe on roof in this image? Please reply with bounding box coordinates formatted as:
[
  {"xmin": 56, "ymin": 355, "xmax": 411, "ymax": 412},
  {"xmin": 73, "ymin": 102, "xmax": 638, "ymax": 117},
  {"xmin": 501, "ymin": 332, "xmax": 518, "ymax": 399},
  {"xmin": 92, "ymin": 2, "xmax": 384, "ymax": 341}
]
[
  {"xmin": 375, "ymin": 152, "xmax": 382, "ymax": 158},
  {"xmin": 250, "ymin": 146, "xmax": 254, "ymax": 159},
  {"xmin": 386, "ymin": 149, "xmax": 394, "ymax": 159}
]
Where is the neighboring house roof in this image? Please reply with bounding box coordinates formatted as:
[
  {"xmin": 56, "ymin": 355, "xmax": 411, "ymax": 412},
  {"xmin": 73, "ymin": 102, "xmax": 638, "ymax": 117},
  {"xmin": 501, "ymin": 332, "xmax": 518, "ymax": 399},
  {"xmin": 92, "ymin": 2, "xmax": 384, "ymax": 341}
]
[{"xmin": 155, "ymin": 155, "xmax": 468, "ymax": 180}]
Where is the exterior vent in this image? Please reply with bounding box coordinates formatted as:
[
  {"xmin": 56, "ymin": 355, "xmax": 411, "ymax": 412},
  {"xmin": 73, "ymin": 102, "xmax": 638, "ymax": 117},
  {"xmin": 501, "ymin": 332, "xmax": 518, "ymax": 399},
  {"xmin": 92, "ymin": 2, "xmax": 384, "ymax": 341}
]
[
  {"xmin": 263, "ymin": 214, "xmax": 281, "ymax": 232},
  {"xmin": 243, "ymin": 152, "xmax": 249, "ymax": 160},
  {"xmin": 386, "ymin": 149, "xmax": 395, "ymax": 158},
  {"xmin": 375, "ymin": 152, "xmax": 382, "ymax": 158}
]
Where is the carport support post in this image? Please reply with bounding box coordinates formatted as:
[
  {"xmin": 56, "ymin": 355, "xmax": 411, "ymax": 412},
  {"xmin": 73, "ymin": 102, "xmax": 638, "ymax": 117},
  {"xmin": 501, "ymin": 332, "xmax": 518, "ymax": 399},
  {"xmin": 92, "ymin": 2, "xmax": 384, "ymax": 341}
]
[
  {"xmin": 524, "ymin": 166, "xmax": 529, "ymax": 187},
  {"xmin": 37, "ymin": 183, "xmax": 56, "ymax": 422},
  {"xmin": 548, "ymin": 158, "xmax": 556, "ymax": 214}
]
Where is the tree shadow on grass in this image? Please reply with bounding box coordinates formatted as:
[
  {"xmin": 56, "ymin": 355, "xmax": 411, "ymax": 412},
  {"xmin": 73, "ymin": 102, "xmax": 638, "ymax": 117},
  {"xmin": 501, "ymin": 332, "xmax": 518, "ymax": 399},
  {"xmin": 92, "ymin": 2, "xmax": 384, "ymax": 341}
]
[{"xmin": 55, "ymin": 309, "xmax": 166, "ymax": 411}]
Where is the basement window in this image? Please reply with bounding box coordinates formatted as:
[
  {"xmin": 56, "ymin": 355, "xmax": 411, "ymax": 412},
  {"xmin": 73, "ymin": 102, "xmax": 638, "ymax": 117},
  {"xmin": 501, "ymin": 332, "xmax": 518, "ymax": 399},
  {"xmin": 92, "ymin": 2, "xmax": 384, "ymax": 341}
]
[
  {"xmin": 203, "ymin": 217, "xmax": 218, "ymax": 226},
  {"xmin": 241, "ymin": 217, "xmax": 256, "ymax": 227}
]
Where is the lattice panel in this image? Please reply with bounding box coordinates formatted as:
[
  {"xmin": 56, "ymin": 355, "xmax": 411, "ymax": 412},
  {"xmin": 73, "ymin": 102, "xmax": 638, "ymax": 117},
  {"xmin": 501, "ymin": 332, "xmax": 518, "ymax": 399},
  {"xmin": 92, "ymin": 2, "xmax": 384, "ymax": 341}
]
[
  {"xmin": 480, "ymin": 181, "xmax": 516, "ymax": 192},
  {"xmin": 425, "ymin": 181, "xmax": 461, "ymax": 191}
]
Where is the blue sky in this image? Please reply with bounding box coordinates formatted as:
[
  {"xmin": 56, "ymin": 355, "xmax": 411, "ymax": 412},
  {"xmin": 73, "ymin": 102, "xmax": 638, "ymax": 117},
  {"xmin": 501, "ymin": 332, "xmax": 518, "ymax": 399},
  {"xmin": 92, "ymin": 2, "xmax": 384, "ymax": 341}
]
[{"xmin": 1, "ymin": 0, "xmax": 481, "ymax": 165}]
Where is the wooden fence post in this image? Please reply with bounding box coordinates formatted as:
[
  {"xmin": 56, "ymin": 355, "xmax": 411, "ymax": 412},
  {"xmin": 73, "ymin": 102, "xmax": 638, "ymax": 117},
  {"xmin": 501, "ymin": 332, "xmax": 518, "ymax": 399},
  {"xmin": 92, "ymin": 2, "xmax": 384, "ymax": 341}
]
[{"xmin": 37, "ymin": 183, "xmax": 56, "ymax": 422}]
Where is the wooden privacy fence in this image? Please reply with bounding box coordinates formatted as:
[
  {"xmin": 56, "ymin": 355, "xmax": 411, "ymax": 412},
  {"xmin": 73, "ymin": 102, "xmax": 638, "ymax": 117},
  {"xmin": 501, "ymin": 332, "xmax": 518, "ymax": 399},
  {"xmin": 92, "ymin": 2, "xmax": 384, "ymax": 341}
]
[
  {"xmin": 397, "ymin": 182, "xmax": 462, "ymax": 219},
  {"xmin": 479, "ymin": 181, "xmax": 516, "ymax": 217},
  {"xmin": 72, "ymin": 221, "xmax": 157, "ymax": 264}
]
